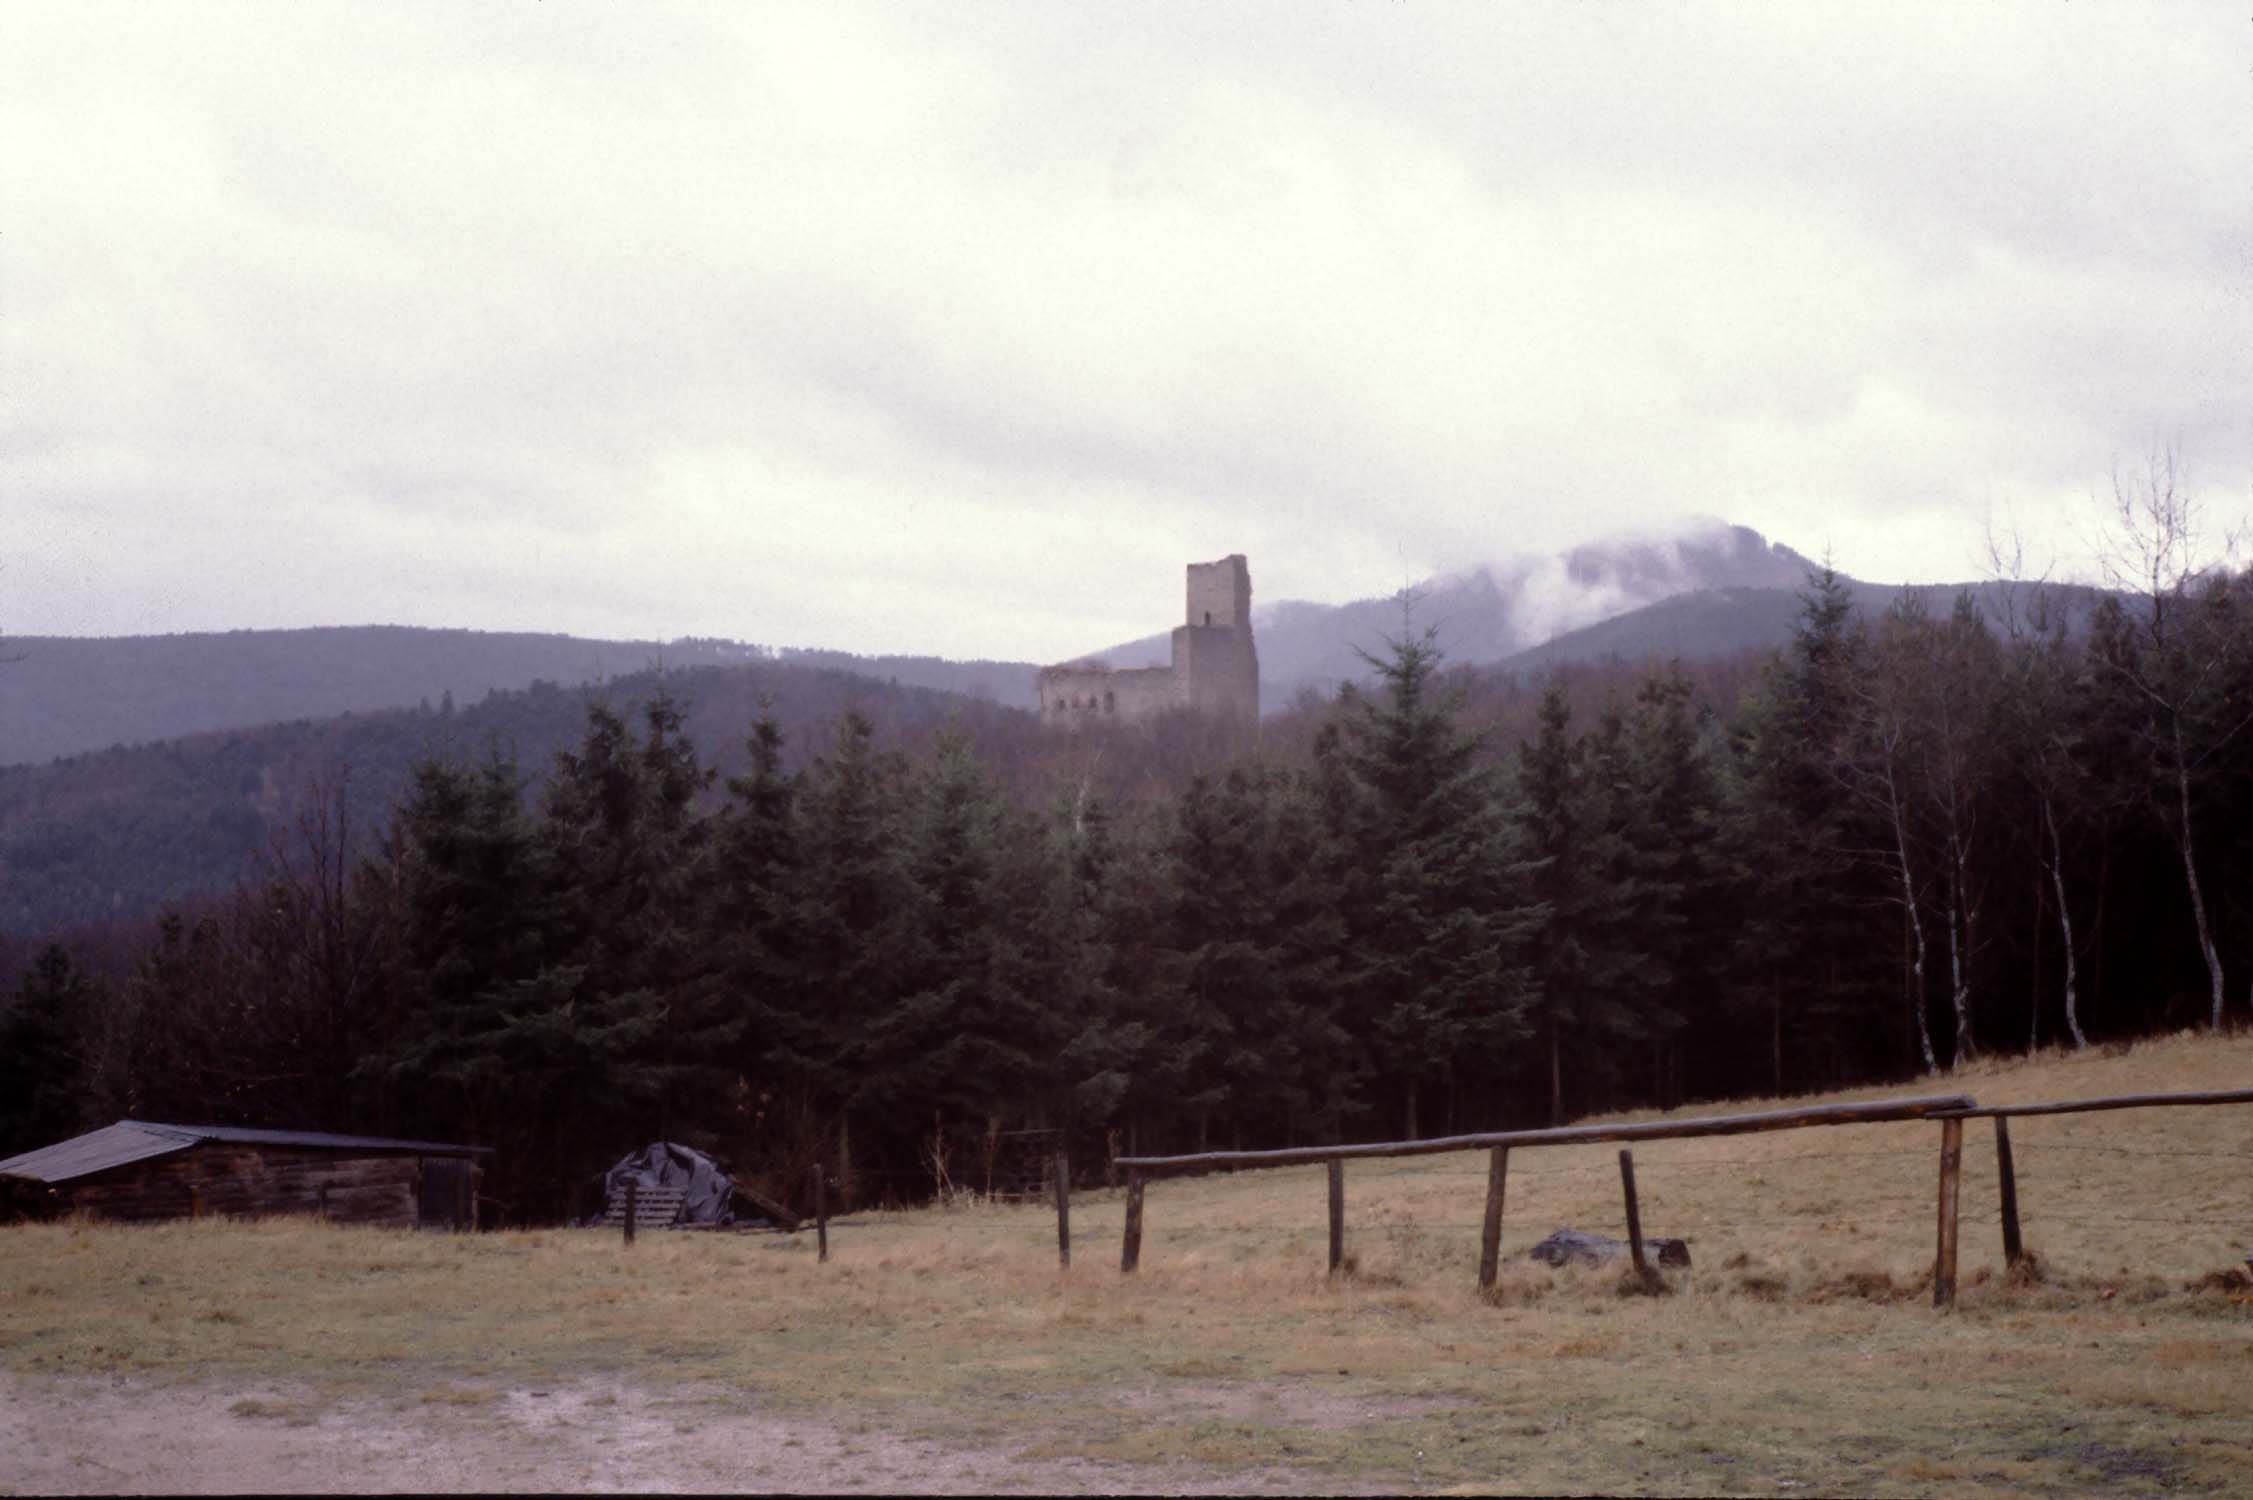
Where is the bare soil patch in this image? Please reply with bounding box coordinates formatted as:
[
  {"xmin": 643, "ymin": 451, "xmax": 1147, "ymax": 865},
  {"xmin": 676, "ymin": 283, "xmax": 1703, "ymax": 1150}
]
[{"xmin": 0, "ymin": 1372, "xmax": 1369, "ymax": 1495}]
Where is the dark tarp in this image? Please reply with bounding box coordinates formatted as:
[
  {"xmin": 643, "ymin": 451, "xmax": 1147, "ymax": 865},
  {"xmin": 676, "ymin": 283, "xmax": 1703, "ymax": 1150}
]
[{"xmin": 595, "ymin": 1142, "xmax": 740, "ymax": 1228}]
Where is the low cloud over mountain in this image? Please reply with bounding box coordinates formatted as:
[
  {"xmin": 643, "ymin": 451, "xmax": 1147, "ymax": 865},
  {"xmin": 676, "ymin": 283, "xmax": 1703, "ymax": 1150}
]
[{"xmin": 1098, "ymin": 518, "xmax": 1821, "ymax": 708}]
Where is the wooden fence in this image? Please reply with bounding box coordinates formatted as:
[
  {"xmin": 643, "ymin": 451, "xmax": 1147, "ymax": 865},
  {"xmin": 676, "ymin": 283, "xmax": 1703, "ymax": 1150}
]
[
  {"xmin": 1091, "ymin": 1087, "xmax": 2253, "ymax": 1309},
  {"xmin": 1932, "ymin": 1088, "xmax": 2253, "ymax": 1283},
  {"xmin": 609, "ymin": 1085, "xmax": 2252, "ymax": 1311},
  {"xmin": 1108, "ymin": 1094, "xmax": 1977, "ymax": 1303}
]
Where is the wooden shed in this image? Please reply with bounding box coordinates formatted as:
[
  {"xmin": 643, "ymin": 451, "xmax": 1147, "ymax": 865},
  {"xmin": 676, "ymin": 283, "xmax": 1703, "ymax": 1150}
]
[{"xmin": 0, "ymin": 1121, "xmax": 492, "ymax": 1230}]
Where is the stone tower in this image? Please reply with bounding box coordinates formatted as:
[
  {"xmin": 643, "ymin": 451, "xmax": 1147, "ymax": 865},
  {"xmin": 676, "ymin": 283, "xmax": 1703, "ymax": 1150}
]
[
  {"xmin": 1173, "ymin": 555, "xmax": 1259, "ymax": 718},
  {"xmin": 1037, "ymin": 555, "xmax": 1259, "ymax": 726}
]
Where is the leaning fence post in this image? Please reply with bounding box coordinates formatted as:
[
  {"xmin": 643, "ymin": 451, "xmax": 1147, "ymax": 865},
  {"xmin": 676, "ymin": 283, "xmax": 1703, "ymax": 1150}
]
[
  {"xmin": 1054, "ymin": 1152, "xmax": 1071, "ymax": 1270},
  {"xmin": 1934, "ymin": 1116, "xmax": 1963, "ymax": 1308},
  {"xmin": 623, "ymin": 1178, "xmax": 638, "ymax": 1247},
  {"xmin": 1327, "ymin": 1158, "xmax": 1345, "ymax": 1275},
  {"xmin": 815, "ymin": 1164, "xmax": 829, "ymax": 1263},
  {"xmin": 1993, "ymin": 1116, "xmax": 2024, "ymax": 1267},
  {"xmin": 1120, "ymin": 1169, "xmax": 1145, "ymax": 1273},
  {"xmin": 1619, "ymin": 1149, "xmax": 1654, "ymax": 1285},
  {"xmin": 1478, "ymin": 1146, "xmax": 1509, "ymax": 1291}
]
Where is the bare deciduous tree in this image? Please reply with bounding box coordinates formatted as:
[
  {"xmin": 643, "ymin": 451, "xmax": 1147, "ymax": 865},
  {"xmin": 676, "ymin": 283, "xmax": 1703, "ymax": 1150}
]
[{"xmin": 2094, "ymin": 445, "xmax": 2249, "ymax": 1029}]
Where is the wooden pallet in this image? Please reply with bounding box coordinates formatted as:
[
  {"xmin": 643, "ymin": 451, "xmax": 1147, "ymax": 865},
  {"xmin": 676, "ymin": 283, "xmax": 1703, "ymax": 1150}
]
[{"xmin": 599, "ymin": 1183, "xmax": 687, "ymax": 1230}]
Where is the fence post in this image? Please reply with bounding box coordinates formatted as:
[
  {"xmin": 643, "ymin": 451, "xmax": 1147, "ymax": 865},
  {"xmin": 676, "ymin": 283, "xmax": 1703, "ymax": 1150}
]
[
  {"xmin": 1934, "ymin": 1116, "xmax": 1963, "ymax": 1309},
  {"xmin": 455, "ymin": 1168, "xmax": 470, "ymax": 1234},
  {"xmin": 623, "ymin": 1178, "xmax": 637, "ymax": 1247},
  {"xmin": 317, "ymin": 1184, "xmax": 330, "ymax": 1221},
  {"xmin": 1120, "ymin": 1169, "xmax": 1145, "ymax": 1273},
  {"xmin": 1054, "ymin": 1152, "xmax": 1071, "ymax": 1270},
  {"xmin": 1478, "ymin": 1146, "xmax": 1509, "ymax": 1291},
  {"xmin": 1619, "ymin": 1149, "xmax": 1654, "ymax": 1285},
  {"xmin": 1993, "ymin": 1116, "xmax": 2024, "ymax": 1267},
  {"xmin": 815, "ymin": 1164, "xmax": 829, "ymax": 1264},
  {"xmin": 1327, "ymin": 1158, "xmax": 1345, "ymax": 1275}
]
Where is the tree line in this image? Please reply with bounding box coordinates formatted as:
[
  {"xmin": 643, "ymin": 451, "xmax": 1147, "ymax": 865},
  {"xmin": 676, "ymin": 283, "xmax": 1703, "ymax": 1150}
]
[{"xmin": 6, "ymin": 541, "xmax": 2249, "ymax": 1224}]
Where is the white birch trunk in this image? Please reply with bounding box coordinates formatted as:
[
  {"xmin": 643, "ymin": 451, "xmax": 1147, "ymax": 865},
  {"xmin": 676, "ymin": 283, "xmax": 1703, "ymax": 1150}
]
[
  {"xmin": 2170, "ymin": 722, "xmax": 2226, "ymax": 1029},
  {"xmin": 2041, "ymin": 797, "xmax": 2085, "ymax": 1049},
  {"xmin": 1886, "ymin": 768, "xmax": 1938, "ymax": 1075}
]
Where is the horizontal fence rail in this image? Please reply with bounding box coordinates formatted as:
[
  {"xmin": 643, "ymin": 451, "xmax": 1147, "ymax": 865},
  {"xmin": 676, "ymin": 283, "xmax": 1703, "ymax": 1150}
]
[
  {"xmin": 1934, "ymin": 1087, "xmax": 2253, "ymax": 1120},
  {"xmin": 1113, "ymin": 1094, "xmax": 1979, "ymax": 1178},
  {"xmin": 1111, "ymin": 1093, "xmax": 1984, "ymax": 1306}
]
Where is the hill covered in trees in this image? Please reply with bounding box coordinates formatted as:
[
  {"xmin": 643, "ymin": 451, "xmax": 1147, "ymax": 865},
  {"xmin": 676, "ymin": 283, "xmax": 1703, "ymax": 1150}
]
[
  {"xmin": 0, "ymin": 658, "xmax": 1046, "ymax": 939},
  {"xmin": 4, "ymin": 552, "xmax": 2248, "ymax": 1228},
  {"xmin": 0, "ymin": 626, "xmax": 1043, "ymax": 767}
]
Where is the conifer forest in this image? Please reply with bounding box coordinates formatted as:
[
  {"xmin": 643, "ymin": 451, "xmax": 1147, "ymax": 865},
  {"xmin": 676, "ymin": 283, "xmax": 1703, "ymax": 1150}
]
[{"xmin": 5, "ymin": 558, "xmax": 2250, "ymax": 1227}]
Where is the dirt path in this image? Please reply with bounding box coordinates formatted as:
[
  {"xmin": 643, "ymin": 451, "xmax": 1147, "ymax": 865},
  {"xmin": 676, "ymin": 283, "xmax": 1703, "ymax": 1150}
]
[{"xmin": 0, "ymin": 1372, "xmax": 1387, "ymax": 1495}]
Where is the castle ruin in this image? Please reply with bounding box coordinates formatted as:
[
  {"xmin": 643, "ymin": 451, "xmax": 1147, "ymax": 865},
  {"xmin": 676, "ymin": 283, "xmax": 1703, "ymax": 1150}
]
[{"xmin": 1038, "ymin": 555, "xmax": 1259, "ymax": 726}]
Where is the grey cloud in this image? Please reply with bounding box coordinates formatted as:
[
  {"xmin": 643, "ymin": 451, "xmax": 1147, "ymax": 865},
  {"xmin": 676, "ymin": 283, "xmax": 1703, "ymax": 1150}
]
[{"xmin": 2, "ymin": 1, "xmax": 2246, "ymax": 661}]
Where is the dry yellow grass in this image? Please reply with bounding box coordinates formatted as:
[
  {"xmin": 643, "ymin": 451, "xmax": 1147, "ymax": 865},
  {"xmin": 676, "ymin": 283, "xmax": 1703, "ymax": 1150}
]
[{"xmin": 3, "ymin": 1031, "xmax": 2249, "ymax": 1495}]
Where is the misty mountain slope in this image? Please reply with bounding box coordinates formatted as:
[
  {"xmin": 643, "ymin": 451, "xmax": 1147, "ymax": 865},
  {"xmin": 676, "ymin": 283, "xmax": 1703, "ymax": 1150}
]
[
  {"xmin": 1086, "ymin": 520, "xmax": 1820, "ymax": 708},
  {"xmin": 1492, "ymin": 587, "xmax": 1813, "ymax": 675},
  {"xmin": 1490, "ymin": 575, "xmax": 2121, "ymax": 678},
  {"xmin": 0, "ymin": 627, "xmax": 1042, "ymax": 767}
]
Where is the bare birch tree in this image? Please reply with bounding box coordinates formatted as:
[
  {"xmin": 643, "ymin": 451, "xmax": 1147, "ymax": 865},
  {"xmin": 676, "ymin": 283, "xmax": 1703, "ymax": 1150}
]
[
  {"xmin": 1836, "ymin": 596, "xmax": 1939, "ymax": 1074},
  {"xmin": 2093, "ymin": 446, "xmax": 2249, "ymax": 1029}
]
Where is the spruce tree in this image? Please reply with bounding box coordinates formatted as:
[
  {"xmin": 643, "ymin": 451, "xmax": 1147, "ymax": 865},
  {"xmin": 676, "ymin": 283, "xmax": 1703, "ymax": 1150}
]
[
  {"xmin": 1333, "ymin": 628, "xmax": 1537, "ymax": 1138},
  {"xmin": 0, "ymin": 945, "xmax": 97, "ymax": 1155},
  {"xmin": 704, "ymin": 706, "xmax": 808, "ymax": 1131}
]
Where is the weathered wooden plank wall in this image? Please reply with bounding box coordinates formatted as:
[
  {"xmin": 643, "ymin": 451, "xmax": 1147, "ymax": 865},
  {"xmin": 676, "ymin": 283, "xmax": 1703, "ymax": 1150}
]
[{"xmin": 41, "ymin": 1147, "xmax": 422, "ymax": 1228}]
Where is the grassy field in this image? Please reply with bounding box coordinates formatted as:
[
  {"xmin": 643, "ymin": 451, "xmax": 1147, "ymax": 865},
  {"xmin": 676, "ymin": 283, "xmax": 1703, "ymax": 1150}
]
[{"xmin": 4, "ymin": 1032, "xmax": 2250, "ymax": 1495}]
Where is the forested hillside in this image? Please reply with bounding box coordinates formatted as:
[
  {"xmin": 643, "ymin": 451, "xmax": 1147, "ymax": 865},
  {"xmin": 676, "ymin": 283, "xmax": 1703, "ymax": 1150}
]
[
  {"xmin": 0, "ymin": 525, "xmax": 1835, "ymax": 763},
  {"xmin": 0, "ymin": 660, "xmax": 1056, "ymax": 939},
  {"xmin": 0, "ymin": 626, "xmax": 1042, "ymax": 766},
  {"xmin": 4, "ymin": 555, "xmax": 2248, "ymax": 1229},
  {"xmin": 0, "ymin": 631, "xmax": 1764, "ymax": 941}
]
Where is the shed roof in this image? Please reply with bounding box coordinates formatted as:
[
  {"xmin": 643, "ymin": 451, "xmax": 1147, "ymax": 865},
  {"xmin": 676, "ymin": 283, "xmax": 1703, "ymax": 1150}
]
[{"xmin": 0, "ymin": 1120, "xmax": 492, "ymax": 1185}]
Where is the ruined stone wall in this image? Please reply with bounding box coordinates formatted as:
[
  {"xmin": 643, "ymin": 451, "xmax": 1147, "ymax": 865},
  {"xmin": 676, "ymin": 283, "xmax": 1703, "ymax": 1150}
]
[
  {"xmin": 1039, "ymin": 555, "xmax": 1258, "ymax": 727},
  {"xmin": 1037, "ymin": 663, "xmax": 1180, "ymax": 724}
]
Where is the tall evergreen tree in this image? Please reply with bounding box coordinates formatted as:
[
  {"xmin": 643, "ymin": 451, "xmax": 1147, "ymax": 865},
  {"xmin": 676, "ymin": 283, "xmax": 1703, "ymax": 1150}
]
[
  {"xmin": 0, "ymin": 944, "xmax": 97, "ymax": 1155},
  {"xmin": 1334, "ymin": 629, "xmax": 1538, "ymax": 1138},
  {"xmin": 703, "ymin": 706, "xmax": 808, "ymax": 1136},
  {"xmin": 1733, "ymin": 565, "xmax": 1886, "ymax": 1088},
  {"xmin": 793, "ymin": 708, "xmax": 917, "ymax": 1197},
  {"xmin": 1626, "ymin": 663, "xmax": 1724, "ymax": 1105}
]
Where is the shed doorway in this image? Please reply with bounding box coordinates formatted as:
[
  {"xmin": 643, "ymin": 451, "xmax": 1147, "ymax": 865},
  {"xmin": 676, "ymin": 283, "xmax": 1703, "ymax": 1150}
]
[{"xmin": 417, "ymin": 1157, "xmax": 478, "ymax": 1230}]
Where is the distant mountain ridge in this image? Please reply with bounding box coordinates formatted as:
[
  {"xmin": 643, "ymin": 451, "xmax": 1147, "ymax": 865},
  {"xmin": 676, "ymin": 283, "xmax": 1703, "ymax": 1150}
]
[
  {"xmin": 6, "ymin": 520, "xmax": 2057, "ymax": 767},
  {"xmin": 0, "ymin": 627, "xmax": 1041, "ymax": 767}
]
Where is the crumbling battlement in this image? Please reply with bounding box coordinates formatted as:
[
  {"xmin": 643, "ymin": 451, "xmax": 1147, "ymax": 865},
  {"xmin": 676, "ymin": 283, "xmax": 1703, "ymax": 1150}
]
[{"xmin": 1038, "ymin": 556, "xmax": 1259, "ymax": 726}]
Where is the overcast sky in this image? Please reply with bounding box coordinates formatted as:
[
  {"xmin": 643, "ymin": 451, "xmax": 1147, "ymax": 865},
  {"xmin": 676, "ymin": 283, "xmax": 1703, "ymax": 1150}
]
[{"xmin": 4, "ymin": 2, "xmax": 2247, "ymax": 662}]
